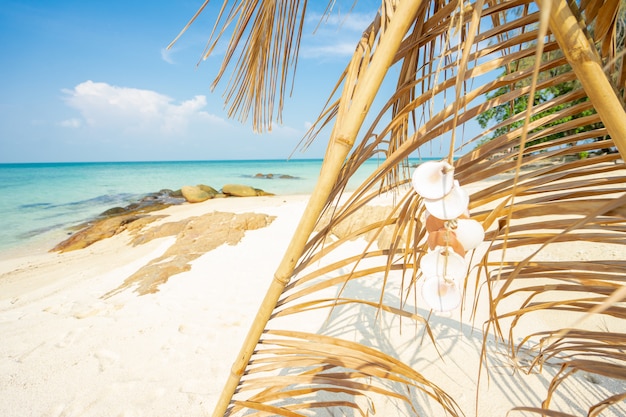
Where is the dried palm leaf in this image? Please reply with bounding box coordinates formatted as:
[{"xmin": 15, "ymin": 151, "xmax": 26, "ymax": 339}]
[
  {"xmin": 171, "ymin": 0, "xmax": 626, "ymax": 416},
  {"xmin": 168, "ymin": 0, "xmax": 310, "ymax": 132}
]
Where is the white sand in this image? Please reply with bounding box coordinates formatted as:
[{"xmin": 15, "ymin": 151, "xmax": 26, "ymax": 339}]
[{"xmin": 0, "ymin": 192, "xmax": 624, "ymax": 417}]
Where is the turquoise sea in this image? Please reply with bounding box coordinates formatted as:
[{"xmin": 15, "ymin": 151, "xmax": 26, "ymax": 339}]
[{"xmin": 0, "ymin": 158, "xmax": 435, "ymax": 259}]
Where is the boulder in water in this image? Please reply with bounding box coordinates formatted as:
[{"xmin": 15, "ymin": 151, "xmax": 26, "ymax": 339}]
[
  {"xmin": 100, "ymin": 206, "xmax": 127, "ymax": 217},
  {"xmin": 196, "ymin": 184, "xmax": 219, "ymax": 196},
  {"xmin": 181, "ymin": 185, "xmax": 211, "ymax": 203},
  {"xmin": 222, "ymin": 184, "xmax": 274, "ymax": 197},
  {"xmin": 253, "ymin": 173, "xmax": 296, "ymax": 179}
]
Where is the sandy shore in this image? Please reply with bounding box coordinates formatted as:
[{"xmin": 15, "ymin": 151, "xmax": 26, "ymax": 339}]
[
  {"xmin": 0, "ymin": 195, "xmax": 310, "ymax": 417},
  {"xmin": 0, "ymin": 191, "xmax": 624, "ymax": 416}
]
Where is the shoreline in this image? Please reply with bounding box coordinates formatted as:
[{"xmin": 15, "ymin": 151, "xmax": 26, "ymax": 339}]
[
  {"xmin": 0, "ymin": 155, "xmax": 599, "ymax": 261},
  {"xmin": 0, "ymin": 193, "xmax": 312, "ymax": 294},
  {"xmin": 0, "ymin": 192, "xmax": 313, "ymax": 262}
]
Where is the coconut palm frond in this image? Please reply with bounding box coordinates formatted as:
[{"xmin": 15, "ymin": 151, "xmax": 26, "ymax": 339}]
[
  {"xmin": 169, "ymin": 0, "xmax": 321, "ymax": 132},
  {"xmin": 507, "ymin": 329, "xmax": 626, "ymax": 416},
  {"xmin": 174, "ymin": 0, "xmax": 626, "ymax": 416},
  {"xmin": 225, "ymin": 330, "xmax": 462, "ymax": 416}
]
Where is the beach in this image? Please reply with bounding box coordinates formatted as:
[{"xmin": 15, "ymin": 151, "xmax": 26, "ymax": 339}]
[
  {"xmin": 0, "ymin": 194, "xmax": 310, "ymax": 416},
  {"xmin": 1, "ymin": 184, "xmax": 625, "ymax": 416},
  {"xmin": 5, "ymin": 0, "xmax": 626, "ymax": 414}
]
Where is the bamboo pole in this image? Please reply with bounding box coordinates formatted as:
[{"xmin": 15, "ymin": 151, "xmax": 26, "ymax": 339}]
[
  {"xmin": 540, "ymin": 0, "xmax": 626, "ymax": 159},
  {"xmin": 210, "ymin": 1, "xmax": 425, "ymax": 415}
]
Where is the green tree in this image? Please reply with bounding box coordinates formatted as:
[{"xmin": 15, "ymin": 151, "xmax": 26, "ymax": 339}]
[
  {"xmin": 477, "ymin": 1, "xmax": 626, "ymax": 152},
  {"xmin": 477, "ymin": 54, "xmax": 603, "ymax": 149}
]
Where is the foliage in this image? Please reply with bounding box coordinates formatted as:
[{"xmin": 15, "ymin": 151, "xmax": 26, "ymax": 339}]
[
  {"xmin": 478, "ymin": 1, "xmax": 626, "ymax": 151},
  {"xmin": 476, "ymin": 57, "xmax": 603, "ymax": 149}
]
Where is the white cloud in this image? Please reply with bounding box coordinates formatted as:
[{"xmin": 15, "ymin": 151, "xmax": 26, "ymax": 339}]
[
  {"xmin": 301, "ymin": 42, "xmax": 357, "ymax": 58},
  {"xmin": 301, "ymin": 11, "xmax": 375, "ymax": 59},
  {"xmin": 306, "ymin": 11, "xmax": 376, "ymax": 32},
  {"xmin": 59, "ymin": 118, "xmax": 82, "ymax": 128},
  {"xmin": 266, "ymin": 123, "xmax": 301, "ymax": 137},
  {"xmin": 61, "ymin": 81, "xmax": 226, "ymax": 136}
]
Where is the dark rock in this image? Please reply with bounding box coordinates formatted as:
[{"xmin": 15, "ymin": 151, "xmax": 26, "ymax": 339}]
[
  {"xmin": 169, "ymin": 189, "xmax": 184, "ymax": 198},
  {"xmin": 158, "ymin": 188, "xmax": 177, "ymax": 196},
  {"xmin": 252, "ymin": 173, "xmax": 297, "ymax": 179},
  {"xmin": 100, "ymin": 207, "xmax": 127, "ymax": 217}
]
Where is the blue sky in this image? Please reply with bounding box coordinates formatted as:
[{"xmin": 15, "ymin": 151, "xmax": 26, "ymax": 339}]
[{"xmin": 0, "ymin": 0, "xmax": 389, "ymax": 162}]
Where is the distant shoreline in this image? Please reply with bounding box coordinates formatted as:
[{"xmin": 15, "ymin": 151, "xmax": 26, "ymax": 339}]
[{"xmin": 0, "ymin": 158, "xmax": 442, "ymax": 256}]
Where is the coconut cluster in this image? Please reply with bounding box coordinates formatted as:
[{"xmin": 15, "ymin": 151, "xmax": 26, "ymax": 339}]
[{"xmin": 412, "ymin": 161, "xmax": 485, "ymax": 312}]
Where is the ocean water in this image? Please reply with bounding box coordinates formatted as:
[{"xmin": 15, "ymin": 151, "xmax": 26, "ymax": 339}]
[{"xmin": 1, "ymin": 158, "xmax": 437, "ymax": 258}]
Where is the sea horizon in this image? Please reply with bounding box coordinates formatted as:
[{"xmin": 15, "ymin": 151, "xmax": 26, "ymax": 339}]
[
  {"xmin": 0, "ymin": 157, "xmax": 439, "ymax": 258},
  {"xmin": 0, "ymin": 157, "xmax": 326, "ymax": 166}
]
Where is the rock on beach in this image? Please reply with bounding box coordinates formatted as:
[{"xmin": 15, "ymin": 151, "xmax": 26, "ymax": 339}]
[
  {"xmin": 222, "ymin": 184, "xmax": 274, "ymax": 197},
  {"xmin": 105, "ymin": 211, "xmax": 276, "ymax": 295},
  {"xmin": 181, "ymin": 185, "xmax": 212, "ymax": 203},
  {"xmin": 181, "ymin": 183, "xmax": 273, "ymax": 202},
  {"xmin": 52, "ymin": 182, "xmax": 275, "ymax": 253}
]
